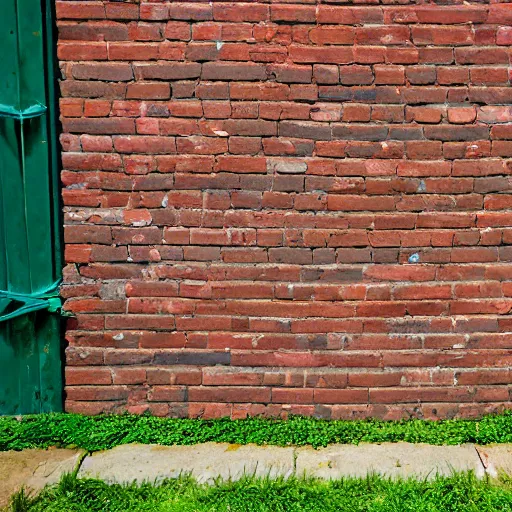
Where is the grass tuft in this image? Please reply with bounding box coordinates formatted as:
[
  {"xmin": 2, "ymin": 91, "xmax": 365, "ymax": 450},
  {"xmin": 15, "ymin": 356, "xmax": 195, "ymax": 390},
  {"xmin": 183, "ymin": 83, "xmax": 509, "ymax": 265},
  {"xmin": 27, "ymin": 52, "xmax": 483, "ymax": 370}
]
[
  {"xmin": 9, "ymin": 472, "xmax": 512, "ymax": 512},
  {"xmin": 8, "ymin": 488, "xmax": 34, "ymax": 512},
  {"xmin": 2, "ymin": 411, "xmax": 512, "ymax": 452}
]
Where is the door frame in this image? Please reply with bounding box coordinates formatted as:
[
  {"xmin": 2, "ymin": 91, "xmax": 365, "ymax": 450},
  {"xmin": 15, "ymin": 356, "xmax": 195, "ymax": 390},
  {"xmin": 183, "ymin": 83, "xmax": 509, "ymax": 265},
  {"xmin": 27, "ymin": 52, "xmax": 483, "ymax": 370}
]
[
  {"xmin": 44, "ymin": 0, "xmax": 65, "ymax": 414},
  {"xmin": 44, "ymin": 0, "xmax": 63, "ymax": 274}
]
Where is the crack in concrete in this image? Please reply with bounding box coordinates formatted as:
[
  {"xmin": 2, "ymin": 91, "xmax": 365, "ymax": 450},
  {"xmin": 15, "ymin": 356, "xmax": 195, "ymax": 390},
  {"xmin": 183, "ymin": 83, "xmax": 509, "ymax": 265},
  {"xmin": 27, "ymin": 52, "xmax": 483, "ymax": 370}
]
[
  {"xmin": 474, "ymin": 445, "xmax": 498, "ymax": 479},
  {"xmin": 473, "ymin": 445, "xmax": 488, "ymax": 478},
  {"xmin": 73, "ymin": 451, "xmax": 89, "ymax": 478}
]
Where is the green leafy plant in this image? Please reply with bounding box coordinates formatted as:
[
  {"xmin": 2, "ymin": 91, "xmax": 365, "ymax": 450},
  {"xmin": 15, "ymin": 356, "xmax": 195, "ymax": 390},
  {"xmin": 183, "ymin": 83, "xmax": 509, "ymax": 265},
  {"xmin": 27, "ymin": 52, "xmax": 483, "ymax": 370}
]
[{"xmin": 1, "ymin": 411, "xmax": 512, "ymax": 452}]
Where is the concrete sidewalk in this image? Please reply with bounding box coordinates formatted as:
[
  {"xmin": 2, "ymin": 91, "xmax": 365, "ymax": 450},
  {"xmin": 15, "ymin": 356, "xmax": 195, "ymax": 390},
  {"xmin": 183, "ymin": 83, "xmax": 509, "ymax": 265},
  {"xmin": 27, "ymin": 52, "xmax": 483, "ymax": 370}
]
[{"xmin": 2, "ymin": 443, "xmax": 512, "ymax": 506}]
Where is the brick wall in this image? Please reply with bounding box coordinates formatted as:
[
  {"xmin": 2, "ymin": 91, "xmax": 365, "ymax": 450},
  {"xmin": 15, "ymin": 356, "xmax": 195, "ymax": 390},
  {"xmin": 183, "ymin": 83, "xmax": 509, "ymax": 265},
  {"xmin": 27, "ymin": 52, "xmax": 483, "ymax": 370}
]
[{"xmin": 59, "ymin": 0, "xmax": 512, "ymax": 420}]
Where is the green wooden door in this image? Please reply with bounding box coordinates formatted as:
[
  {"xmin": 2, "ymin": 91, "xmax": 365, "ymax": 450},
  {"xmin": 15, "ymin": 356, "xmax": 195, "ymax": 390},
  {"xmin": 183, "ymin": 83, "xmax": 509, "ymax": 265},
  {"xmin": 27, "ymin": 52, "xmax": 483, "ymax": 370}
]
[{"xmin": 0, "ymin": 0, "xmax": 62, "ymax": 414}]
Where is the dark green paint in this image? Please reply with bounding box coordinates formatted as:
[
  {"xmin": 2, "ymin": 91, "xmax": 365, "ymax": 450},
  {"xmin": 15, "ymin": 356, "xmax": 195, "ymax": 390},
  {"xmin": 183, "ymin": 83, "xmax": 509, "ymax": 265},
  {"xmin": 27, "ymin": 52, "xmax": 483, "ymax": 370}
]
[{"xmin": 0, "ymin": 0, "xmax": 62, "ymax": 415}]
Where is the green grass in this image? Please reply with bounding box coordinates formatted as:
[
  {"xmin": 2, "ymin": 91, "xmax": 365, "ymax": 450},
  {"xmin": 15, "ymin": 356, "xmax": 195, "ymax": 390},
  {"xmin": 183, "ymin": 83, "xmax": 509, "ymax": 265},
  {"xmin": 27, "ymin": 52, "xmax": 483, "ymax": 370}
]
[
  {"xmin": 2, "ymin": 411, "xmax": 512, "ymax": 452},
  {"xmin": 8, "ymin": 472, "xmax": 512, "ymax": 512}
]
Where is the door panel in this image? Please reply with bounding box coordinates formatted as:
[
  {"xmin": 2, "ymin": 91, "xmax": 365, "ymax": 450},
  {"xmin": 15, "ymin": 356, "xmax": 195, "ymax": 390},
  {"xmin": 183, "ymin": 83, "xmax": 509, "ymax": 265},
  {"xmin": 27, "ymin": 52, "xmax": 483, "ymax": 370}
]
[{"xmin": 0, "ymin": 0, "xmax": 62, "ymax": 415}]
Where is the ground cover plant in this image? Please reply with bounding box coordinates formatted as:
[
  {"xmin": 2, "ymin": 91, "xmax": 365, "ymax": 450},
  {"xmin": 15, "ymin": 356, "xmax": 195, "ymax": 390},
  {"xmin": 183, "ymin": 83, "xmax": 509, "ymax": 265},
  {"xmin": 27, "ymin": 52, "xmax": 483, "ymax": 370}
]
[
  {"xmin": 7, "ymin": 472, "xmax": 512, "ymax": 512},
  {"xmin": 1, "ymin": 411, "xmax": 512, "ymax": 452}
]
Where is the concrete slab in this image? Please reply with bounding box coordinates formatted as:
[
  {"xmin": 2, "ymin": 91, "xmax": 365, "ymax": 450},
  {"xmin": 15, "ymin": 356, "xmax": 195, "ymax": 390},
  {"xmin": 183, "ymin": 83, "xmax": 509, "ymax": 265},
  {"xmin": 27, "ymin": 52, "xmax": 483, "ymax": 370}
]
[
  {"xmin": 78, "ymin": 443, "xmax": 295, "ymax": 484},
  {"xmin": 476, "ymin": 445, "xmax": 512, "ymax": 478},
  {"xmin": 0, "ymin": 448, "xmax": 84, "ymax": 507},
  {"xmin": 3, "ymin": 441, "xmax": 499, "ymax": 506},
  {"xmin": 295, "ymin": 443, "xmax": 484, "ymax": 480}
]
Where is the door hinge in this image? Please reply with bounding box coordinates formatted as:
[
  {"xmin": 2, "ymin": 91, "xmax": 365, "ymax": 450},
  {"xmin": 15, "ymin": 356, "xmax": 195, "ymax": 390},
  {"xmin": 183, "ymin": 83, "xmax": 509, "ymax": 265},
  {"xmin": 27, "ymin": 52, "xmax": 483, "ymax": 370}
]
[
  {"xmin": 0, "ymin": 103, "xmax": 47, "ymax": 121},
  {"xmin": 0, "ymin": 280, "xmax": 62, "ymax": 322}
]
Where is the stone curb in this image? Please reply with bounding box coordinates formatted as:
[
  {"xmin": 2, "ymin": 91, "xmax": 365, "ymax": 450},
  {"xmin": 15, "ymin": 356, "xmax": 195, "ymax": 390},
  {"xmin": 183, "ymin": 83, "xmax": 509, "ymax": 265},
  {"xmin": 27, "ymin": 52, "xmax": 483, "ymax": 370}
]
[
  {"xmin": 3, "ymin": 442, "xmax": 511, "ymax": 505},
  {"xmin": 76, "ymin": 442, "xmax": 501, "ymax": 484}
]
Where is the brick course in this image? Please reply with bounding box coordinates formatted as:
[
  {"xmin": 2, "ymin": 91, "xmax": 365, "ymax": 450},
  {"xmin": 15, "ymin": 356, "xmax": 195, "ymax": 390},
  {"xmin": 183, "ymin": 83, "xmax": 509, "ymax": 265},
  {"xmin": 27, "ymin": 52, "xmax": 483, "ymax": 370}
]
[{"xmin": 59, "ymin": 0, "xmax": 512, "ymax": 420}]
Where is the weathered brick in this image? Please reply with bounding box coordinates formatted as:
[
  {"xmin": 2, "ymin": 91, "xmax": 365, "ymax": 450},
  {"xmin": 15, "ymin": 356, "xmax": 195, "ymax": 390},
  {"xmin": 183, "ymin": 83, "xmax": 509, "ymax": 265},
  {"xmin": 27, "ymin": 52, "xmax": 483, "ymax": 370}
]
[
  {"xmin": 58, "ymin": 42, "xmax": 107, "ymax": 60},
  {"xmin": 135, "ymin": 63, "xmax": 201, "ymax": 80},
  {"xmin": 72, "ymin": 63, "xmax": 133, "ymax": 81},
  {"xmin": 108, "ymin": 42, "xmax": 159, "ymax": 61},
  {"xmin": 268, "ymin": 64, "xmax": 312, "ymax": 84},
  {"xmin": 60, "ymin": 0, "xmax": 512, "ymax": 420},
  {"xmin": 202, "ymin": 62, "xmax": 267, "ymax": 81},
  {"xmin": 56, "ymin": 1, "xmax": 105, "ymax": 20},
  {"xmin": 62, "ymin": 118, "xmax": 135, "ymax": 135}
]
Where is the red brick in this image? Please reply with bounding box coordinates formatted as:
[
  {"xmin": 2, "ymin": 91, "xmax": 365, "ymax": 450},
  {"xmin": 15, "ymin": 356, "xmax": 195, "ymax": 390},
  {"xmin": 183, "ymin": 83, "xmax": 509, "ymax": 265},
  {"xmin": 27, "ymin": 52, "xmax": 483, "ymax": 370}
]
[
  {"xmin": 412, "ymin": 26, "xmax": 474, "ymax": 46},
  {"xmin": 290, "ymin": 46, "xmax": 353, "ymax": 65},
  {"xmin": 60, "ymin": 98, "xmax": 84, "ymax": 117},
  {"xmin": 66, "ymin": 368, "xmax": 112, "ymax": 385},
  {"xmin": 488, "ymin": 4, "xmax": 512, "ymax": 26},
  {"xmin": 166, "ymin": 22, "xmax": 191, "ymax": 41},
  {"xmin": 59, "ymin": 0, "xmax": 512, "ymax": 420},
  {"xmin": 479, "ymin": 107, "xmax": 512, "ymax": 125},
  {"xmin": 471, "ymin": 67, "xmax": 509, "ymax": 85},
  {"xmin": 126, "ymin": 83, "xmax": 170, "ymax": 100},
  {"xmin": 213, "ymin": 3, "xmax": 268, "ymax": 22},
  {"xmin": 314, "ymin": 389, "xmax": 369, "ymax": 404},
  {"xmin": 140, "ymin": 4, "xmax": 169, "ymax": 21},
  {"xmin": 169, "ymin": 3, "xmax": 212, "ymax": 21},
  {"xmin": 56, "ymin": 1, "xmax": 106, "ymax": 20},
  {"xmin": 317, "ymin": 6, "xmax": 383, "ymax": 25},
  {"xmin": 58, "ymin": 42, "xmax": 107, "ymax": 60},
  {"xmin": 271, "ymin": 5, "xmax": 315, "ymax": 23},
  {"xmin": 189, "ymin": 386, "xmax": 270, "ymax": 403},
  {"xmin": 84, "ymin": 100, "xmax": 111, "ymax": 117},
  {"xmin": 105, "ymin": 2, "xmax": 139, "ymax": 20},
  {"xmin": 108, "ymin": 43, "xmax": 159, "ymax": 60},
  {"xmin": 113, "ymin": 368, "xmax": 147, "ymax": 385},
  {"xmin": 128, "ymin": 22, "xmax": 163, "ymax": 42},
  {"xmin": 310, "ymin": 27, "xmax": 354, "ymax": 45}
]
